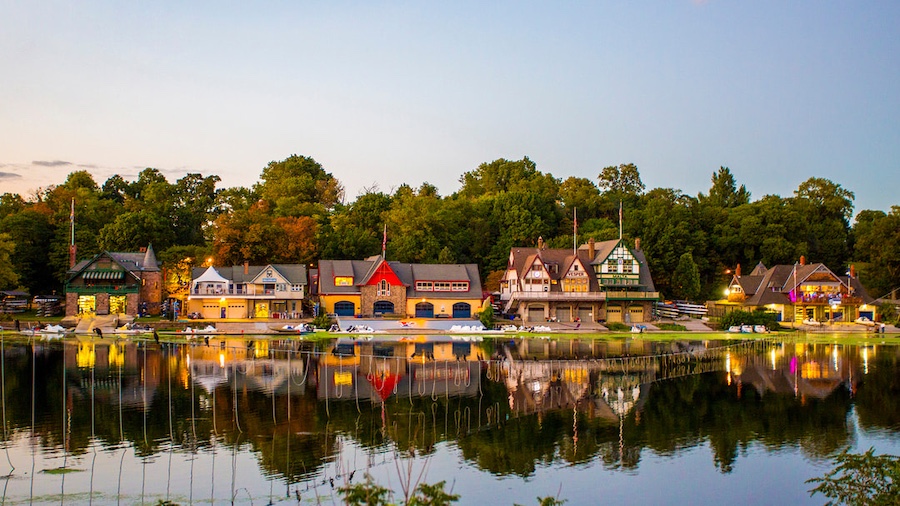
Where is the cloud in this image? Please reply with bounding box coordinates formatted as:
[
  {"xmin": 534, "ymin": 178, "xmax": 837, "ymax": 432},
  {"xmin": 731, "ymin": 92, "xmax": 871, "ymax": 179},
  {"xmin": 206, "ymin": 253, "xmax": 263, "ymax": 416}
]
[
  {"xmin": 32, "ymin": 160, "xmax": 73, "ymax": 167},
  {"xmin": 0, "ymin": 171, "xmax": 23, "ymax": 181}
]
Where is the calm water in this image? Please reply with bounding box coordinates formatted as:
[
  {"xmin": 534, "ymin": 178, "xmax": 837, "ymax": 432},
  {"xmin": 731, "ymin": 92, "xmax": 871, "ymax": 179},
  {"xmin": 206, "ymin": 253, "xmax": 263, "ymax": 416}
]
[{"xmin": 0, "ymin": 332, "xmax": 897, "ymax": 505}]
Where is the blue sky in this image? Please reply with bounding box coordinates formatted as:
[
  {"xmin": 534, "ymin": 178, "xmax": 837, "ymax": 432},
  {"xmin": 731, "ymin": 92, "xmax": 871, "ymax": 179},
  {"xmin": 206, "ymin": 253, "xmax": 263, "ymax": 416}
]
[{"xmin": 1, "ymin": 1, "xmax": 898, "ymax": 213}]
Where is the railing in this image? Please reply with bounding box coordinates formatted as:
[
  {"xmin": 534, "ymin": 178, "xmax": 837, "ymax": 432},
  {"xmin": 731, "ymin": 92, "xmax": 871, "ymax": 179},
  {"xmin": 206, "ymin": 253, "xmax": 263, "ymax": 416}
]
[
  {"xmin": 796, "ymin": 294, "xmax": 863, "ymax": 305},
  {"xmin": 190, "ymin": 288, "xmax": 290, "ymax": 296},
  {"xmin": 503, "ymin": 291, "xmax": 608, "ymax": 302},
  {"xmin": 605, "ymin": 290, "xmax": 660, "ymax": 300},
  {"xmin": 66, "ymin": 284, "xmax": 140, "ymax": 294}
]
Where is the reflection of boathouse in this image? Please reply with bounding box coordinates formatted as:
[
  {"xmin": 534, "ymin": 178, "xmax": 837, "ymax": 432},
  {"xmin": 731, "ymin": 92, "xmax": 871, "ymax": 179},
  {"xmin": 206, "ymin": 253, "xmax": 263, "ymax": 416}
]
[{"xmin": 317, "ymin": 336, "xmax": 484, "ymax": 401}]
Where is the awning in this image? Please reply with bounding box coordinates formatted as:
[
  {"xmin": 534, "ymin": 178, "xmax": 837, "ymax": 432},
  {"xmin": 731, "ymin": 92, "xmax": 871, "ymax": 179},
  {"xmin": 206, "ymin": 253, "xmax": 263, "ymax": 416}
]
[{"xmin": 82, "ymin": 270, "xmax": 126, "ymax": 281}]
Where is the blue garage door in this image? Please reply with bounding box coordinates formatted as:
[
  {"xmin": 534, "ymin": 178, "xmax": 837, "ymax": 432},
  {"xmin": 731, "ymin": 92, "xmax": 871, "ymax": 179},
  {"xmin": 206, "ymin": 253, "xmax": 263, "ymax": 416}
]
[
  {"xmin": 334, "ymin": 301, "xmax": 355, "ymax": 317},
  {"xmin": 374, "ymin": 300, "xmax": 394, "ymax": 315},
  {"xmin": 452, "ymin": 302, "xmax": 471, "ymax": 318},
  {"xmin": 415, "ymin": 302, "xmax": 434, "ymax": 318}
]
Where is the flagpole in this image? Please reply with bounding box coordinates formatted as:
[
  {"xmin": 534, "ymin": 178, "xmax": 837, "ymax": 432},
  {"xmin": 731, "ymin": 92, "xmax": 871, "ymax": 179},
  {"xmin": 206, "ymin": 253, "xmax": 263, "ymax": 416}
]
[
  {"xmin": 69, "ymin": 198, "xmax": 77, "ymax": 268},
  {"xmin": 573, "ymin": 207, "xmax": 577, "ymax": 255},
  {"xmin": 618, "ymin": 201, "xmax": 623, "ymax": 240},
  {"xmin": 382, "ymin": 224, "xmax": 387, "ymax": 259}
]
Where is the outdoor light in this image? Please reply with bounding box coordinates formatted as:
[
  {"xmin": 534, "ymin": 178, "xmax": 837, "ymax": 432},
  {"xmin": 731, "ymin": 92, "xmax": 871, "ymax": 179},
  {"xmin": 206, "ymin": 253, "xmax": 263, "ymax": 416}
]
[{"xmin": 724, "ymin": 288, "xmax": 730, "ymax": 296}]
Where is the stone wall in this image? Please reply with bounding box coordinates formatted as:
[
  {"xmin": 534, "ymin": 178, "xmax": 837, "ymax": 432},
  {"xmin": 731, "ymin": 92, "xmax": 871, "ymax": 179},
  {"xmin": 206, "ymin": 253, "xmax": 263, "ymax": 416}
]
[{"xmin": 360, "ymin": 285, "xmax": 407, "ymax": 317}]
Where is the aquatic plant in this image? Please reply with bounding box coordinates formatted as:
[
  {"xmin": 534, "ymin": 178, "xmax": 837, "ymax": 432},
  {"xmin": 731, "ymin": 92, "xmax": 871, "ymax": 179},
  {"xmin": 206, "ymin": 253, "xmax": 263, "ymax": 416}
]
[{"xmin": 807, "ymin": 447, "xmax": 900, "ymax": 505}]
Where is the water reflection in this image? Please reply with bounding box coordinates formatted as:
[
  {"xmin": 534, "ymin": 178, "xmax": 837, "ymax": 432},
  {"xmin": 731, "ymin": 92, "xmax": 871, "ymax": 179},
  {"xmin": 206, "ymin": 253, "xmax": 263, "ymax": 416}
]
[{"xmin": 0, "ymin": 333, "xmax": 897, "ymax": 504}]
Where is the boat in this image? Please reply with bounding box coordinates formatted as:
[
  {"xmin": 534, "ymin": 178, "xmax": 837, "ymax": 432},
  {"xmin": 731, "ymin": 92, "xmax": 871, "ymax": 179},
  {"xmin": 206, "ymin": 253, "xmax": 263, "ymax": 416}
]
[
  {"xmin": 272, "ymin": 323, "xmax": 314, "ymax": 334},
  {"xmin": 854, "ymin": 316, "xmax": 876, "ymax": 327},
  {"xmin": 727, "ymin": 325, "xmax": 742, "ymax": 333},
  {"xmin": 802, "ymin": 319, "xmax": 822, "ymax": 327},
  {"xmin": 631, "ymin": 325, "xmax": 646, "ymax": 334},
  {"xmin": 753, "ymin": 325, "xmax": 769, "ymax": 333},
  {"xmin": 741, "ymin": 325, "xmax": 754, "ymax": 333},
  {"xmin": 112, "ymin": 323, "xmax": 153, "ymax": 335},
  {"xmin": 175, "ymin": 325, "xmax": 223, "ymax": 336}
]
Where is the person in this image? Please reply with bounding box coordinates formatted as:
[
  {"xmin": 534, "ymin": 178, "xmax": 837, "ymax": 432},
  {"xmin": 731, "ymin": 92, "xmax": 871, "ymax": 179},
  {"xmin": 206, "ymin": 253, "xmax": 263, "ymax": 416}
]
[{"xmin": 14, "ymin": 319, "xmax": 20, "ymax": 331}]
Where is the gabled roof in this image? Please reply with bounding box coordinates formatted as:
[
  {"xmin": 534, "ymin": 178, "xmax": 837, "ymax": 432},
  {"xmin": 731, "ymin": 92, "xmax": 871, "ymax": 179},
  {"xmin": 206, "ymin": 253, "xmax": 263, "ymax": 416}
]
[
  {"xmin": 190, "ymin": 264, "xmax": 308, "ymax": 285},
  {"xmin": 738, "ymin": 261, "xmax": 873, "ymax": 306},
  {"xmin": 317, "ymin": 258, "xmax": 483, "ymax": 298},
  {"xmin": 67, "ymin": 246, "xmax": 161, "ymax": 282}
]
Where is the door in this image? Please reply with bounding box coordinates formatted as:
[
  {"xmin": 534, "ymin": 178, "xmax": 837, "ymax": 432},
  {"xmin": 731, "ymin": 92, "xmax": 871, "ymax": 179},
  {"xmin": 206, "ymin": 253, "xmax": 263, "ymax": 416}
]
[
  {"xmin": 334, "ymin": 301, "xmax": 355, "ymax": 317},
  {"xmin": 415, "ymin": 302, "xmax": 434, "ymax": 318},
  {"xmin": 606, "ymin": 305, "xmax": 623, "ymax": 323},
  {"xmin": 452, "ymin": 302, "xmax": 471, "ymax": 318}
]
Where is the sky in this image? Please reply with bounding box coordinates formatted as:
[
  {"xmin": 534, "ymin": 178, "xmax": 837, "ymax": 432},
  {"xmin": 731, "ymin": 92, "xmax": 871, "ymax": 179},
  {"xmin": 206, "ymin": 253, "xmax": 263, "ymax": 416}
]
[{"xmin": 1, "ymin": 1, "xmax": 898, "ymax": 213}]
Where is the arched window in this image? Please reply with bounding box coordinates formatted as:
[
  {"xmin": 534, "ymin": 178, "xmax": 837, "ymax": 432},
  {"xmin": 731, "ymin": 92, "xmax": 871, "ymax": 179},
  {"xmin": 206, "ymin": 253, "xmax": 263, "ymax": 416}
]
[{"xmin": 378, "ymin": 279, "xmax": 390, "ymax": 296}]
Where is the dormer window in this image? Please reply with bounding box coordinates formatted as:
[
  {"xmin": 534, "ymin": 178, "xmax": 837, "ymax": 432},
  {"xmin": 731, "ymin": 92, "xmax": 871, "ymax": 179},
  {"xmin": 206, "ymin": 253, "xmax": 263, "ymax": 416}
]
[{"xmin": 378, "ymin": 279, "xmax": 391, "ymax": 296}]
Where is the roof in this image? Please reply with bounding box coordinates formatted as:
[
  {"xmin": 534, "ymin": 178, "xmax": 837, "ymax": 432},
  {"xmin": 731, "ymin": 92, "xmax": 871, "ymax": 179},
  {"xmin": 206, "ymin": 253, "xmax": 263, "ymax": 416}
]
[
  {"xmin": 190, "ymin": 264, "xmax": 308, "ymax": 285},
  {"xmin": 737, "ymin": 261, "xmax": 874, "ymax": 306},
  {"xmin": 67, "ymin": 245, "xmax": 161, "ymax": 282},
  {"xmin": 318, "ymin": 258, "xmax": 483, "ymax": 298},
  {"xmin": 508, "ymin": 238, "xmax": 656, "ymax": 293}
]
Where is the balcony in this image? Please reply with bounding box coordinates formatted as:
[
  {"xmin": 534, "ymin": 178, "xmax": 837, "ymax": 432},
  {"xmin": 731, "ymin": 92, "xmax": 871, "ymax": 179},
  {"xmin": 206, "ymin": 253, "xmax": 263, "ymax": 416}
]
[
  {"xmin": 604, "ymin": 290, "xmax": 660, "ymax": 301},
  {"xmin": 189, "ymin": 287, "xmax": 301, "ymax": 299},
  {"xmin": 503, "ymin": 291, "xmax": 608, "ymax": 302}
]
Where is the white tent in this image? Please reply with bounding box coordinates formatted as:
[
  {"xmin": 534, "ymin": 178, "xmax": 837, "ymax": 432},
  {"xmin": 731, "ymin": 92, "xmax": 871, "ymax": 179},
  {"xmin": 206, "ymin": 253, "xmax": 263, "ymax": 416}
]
[{"xmin": 192, "ymin": 266, "xmax": 230, "ymax": 291}]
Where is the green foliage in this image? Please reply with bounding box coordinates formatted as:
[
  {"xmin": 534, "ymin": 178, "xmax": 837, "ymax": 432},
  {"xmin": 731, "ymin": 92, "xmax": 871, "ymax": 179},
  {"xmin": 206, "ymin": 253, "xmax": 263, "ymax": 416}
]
[
  {"xmin": 807, "ymin": 447, "xmax": 900, "ymax": 505},
  {"xmin": 606, "ymin": 322, "xmax": 631, "ymax": 331},
  {"xmin": 339, "ymin": 475, "xmax": 393, "ymax": 505},
  {"xmin": 408, "ymin": 481, "xmax": 460, "ymax": 506},
  {"xmin": 338, "ymin": 476, "xmax": 459, "ymax": 506},
  {"xmin": 478, "ymin": 303, "xmax": 494, "ymax": 329},
  {"xmin": 312, "ymin": 312, "xmax": 334, "ymax": 330},
  {"xmin": 672, "ymin": 252, "xmax": 702, "ymax": 301},
  {"xmin": 658, "ymin": 323, "xmax": 686, "ymax": 331},
  {"xmin": 719, "ymin": 309, "xmax": 780, "ymax": 330},
  {"xmin": 0, "ymin": 232, "xmax": 21, "ymax": 290},
  {"xmin": 877, "ymin": 302, "xmax": 898, "ymax": 325}
]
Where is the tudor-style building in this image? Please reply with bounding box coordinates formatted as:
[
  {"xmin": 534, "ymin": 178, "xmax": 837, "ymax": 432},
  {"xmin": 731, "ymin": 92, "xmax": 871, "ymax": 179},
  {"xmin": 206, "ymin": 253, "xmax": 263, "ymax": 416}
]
[
  {"xmin": 317, "ymin": 256, "xmax": 484, "ymax": 318},
  {"xmin": 65, "ymin": 245, "xmax": 163, "ymax": 317},
  {"xmin": 724, "ymin": 257, "xmax": 876, "ymax": 323},
  {"xmin": 186, "ymin": 263, "xmax": 308, "ymax": 319},
  {"xmin": 500, "ymin": 238, "xmax": 659, "ymax": 324}
]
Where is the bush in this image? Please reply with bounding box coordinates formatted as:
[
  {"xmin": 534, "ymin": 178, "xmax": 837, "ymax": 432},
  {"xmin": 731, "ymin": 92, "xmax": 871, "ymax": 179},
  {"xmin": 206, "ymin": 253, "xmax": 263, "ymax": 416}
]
[
  {"xmin": 311, "ymin": 312, "xmax": 334, "ymax": 329},
  {"xmin": 606, "ymin": 322, "xmax": 630, "ymax": 332},
  {"xmin": 720, "ymin": 309, "xmax": 781, "ymax": 331}
]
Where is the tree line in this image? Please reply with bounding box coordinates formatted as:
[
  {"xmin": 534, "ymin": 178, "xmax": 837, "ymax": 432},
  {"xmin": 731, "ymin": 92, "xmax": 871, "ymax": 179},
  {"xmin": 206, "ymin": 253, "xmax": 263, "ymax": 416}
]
[{"xmin": 1, "ymin": 154, "xmax": 898, "ymax": 303}]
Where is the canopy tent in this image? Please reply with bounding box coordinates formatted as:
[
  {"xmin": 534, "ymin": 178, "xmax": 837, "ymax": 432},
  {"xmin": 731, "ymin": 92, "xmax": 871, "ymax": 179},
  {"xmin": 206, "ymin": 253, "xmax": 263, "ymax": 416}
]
[{"xmin": 192, "ymin": 266, "xmax": 230, "ymax": 288}]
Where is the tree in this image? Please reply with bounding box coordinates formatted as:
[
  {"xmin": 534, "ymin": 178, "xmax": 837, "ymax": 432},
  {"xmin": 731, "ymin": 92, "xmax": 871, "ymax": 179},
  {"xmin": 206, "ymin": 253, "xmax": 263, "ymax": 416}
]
[
  {"xmin": 457, "ymin": 157, "xmax": 559, "ymax": 199},
  {"xmin": 853, "ymin": 206, "xmax": 900, "ymax": 298},
  {"xmin": 698, "ymin": 167, "xmax": 750, "ymax": 208},
  {"xmin": 255, "ymin": 154, "xmax": 344, "ymax": 217},
  {"xmin": 98, "ymin": 211, "xmax": 176, "ymax": 251},
  {"xmin": 792, "ymin": 177, "xmax": 854, "ymax": 270},
  {"xmin": 597, "ymin": 163, "xmax": 645, "ymax": 196},
  {"xmin": 0, "ymin": 233, "xmax": 19, "ymax": 289},
  {"xmin": 807, "ymin": 448, "xmax": 900, "ymax": 505},
  {"xmin": 672, "ymin": 252, "xmax": 701, "ymax": 301}
]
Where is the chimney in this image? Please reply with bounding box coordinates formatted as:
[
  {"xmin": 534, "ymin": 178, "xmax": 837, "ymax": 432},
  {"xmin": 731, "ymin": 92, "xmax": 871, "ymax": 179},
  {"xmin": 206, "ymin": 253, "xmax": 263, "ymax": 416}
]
[
  {"xmin": 736, "ymin": 264, "xmax": 741, "ymax": 277},
  {"xmin": 850, "ymin": 264, "xmax": 856, "ymax": 278},
  {"xmin": 588, "ymin": 238, "xmax": 596, "ymax": 258},
  {"xmin": 635, "ymin": 237, "xmax": 641, "ymax": 251},
  {"xmin": 243, "ymin": 261, "xmax": 249, "ymax": 275},
  {"xmin": 537, "ymin": 236, "xmax": 544, "ymax": 250},
  {"xmin": 799, "ymin": 256, "xmax": 806, "ymax": 266}
]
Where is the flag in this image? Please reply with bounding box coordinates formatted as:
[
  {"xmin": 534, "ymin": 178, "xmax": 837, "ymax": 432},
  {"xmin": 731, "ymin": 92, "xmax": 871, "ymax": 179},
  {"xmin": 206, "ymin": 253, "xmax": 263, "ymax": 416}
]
[{"xmin": 70, "ymin": 198, "xmax": 75, "ymax": 221}]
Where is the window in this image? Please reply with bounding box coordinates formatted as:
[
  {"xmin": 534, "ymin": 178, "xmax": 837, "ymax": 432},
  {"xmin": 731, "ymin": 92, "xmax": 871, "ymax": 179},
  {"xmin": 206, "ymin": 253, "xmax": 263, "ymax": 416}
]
[
  {"xmin": 434, "ymin": 282, "xmax": 451, "ymax": 291},
  {"xmin": 451, "ymin": 282, "xmax": 469, "ymax": 292},
  {"xmin": 334, "ymin": 276, "xmax": 353, "ymax": 286},
  {"xmin": 291, "ymin": 284, "xmax": 303, "ymax": 292},
  {"xmin": 276, "ymin": 283, "xmax": 287, "ymax": 292},
  {"xmin": 416, "ymin": 281, "xmax": 433, "ymax": 291},
  {"xmin": 378, "ymin": 279, "xmax": 390, "ymax": 296}
]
